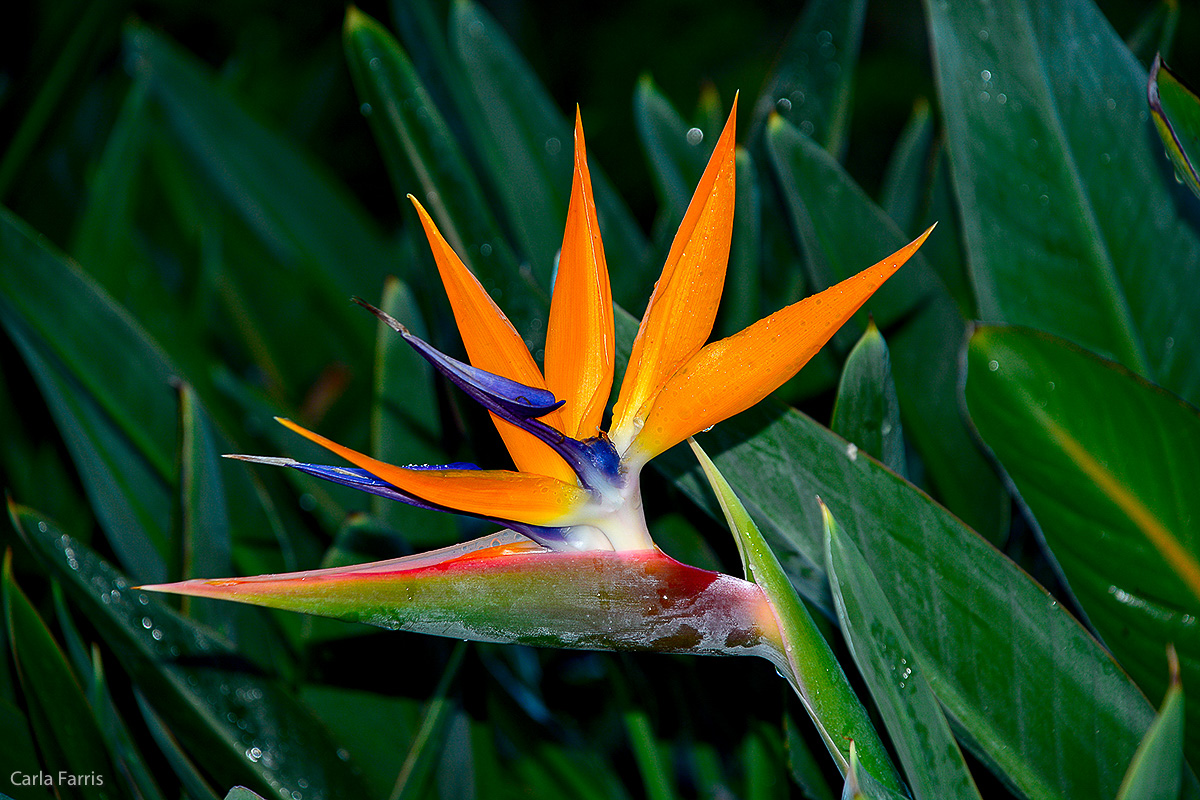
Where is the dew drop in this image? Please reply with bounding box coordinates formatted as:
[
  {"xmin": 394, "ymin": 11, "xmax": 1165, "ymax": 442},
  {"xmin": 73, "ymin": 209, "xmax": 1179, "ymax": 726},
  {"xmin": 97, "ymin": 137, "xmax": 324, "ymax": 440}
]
[
  {"xmin": 980, "ymin": 69, "xmax": 992, "ymax": 82},
  {"xmin": 544, "ymin": 137, "xmax": 562, "ymax": 156},
  {"xmin": 368, "ymin": 56, "xmax": 381, "ymax": 70},
  {"xmin": 141, "ymin": 616, "xmax": 153, "ymax": 629},
  {"xmin": 359, "ymin": 102, "xmax": 372, "ymax": 116},
  {"xmin": 1106, "ymin": 97, "xmax": 1117, "ymax": 111},
  {"xmin": 686, "ymin": 127, "xmax": 704, "ymax": 146},
  {"xmin": 978, "ymin": 28, "xmax": 990, "ymax": 40},
  {"xmin": 480, "ymin": 242, "xmax": 492, "ymax": 257},
  {"xmin": 988, "ymin": 360, "xmax": 999, "ymax": 372},
  {"xmin": 846, "ymin": 443, "xmax": 858, "ymax": 462},
  {"xmin": 775, "ymin": 97, "xmax": 792, "ymax": 113}
]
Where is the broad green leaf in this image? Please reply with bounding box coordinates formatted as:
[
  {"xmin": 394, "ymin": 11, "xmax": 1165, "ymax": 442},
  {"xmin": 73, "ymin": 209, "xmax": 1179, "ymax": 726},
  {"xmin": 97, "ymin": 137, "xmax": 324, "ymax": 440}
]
[
  {"xmin": 9, "ymin": 504, "xmax": 370, "ymax": 800},
  {"xmin": 830, "ymin": 322, "xmax": 904, "ymax": 476},
  {"xmin": 1149, "ymin": 56, "xmax": 1200, "ymax": 201},
  {"xmin": 1117, "ymin": 647, "xmax": 1184, "ymax": 800},
  {"xmin": 824, "ymin": 504, "xmax": 982, "ymax": 800},
  {"xmin": 449, "ymin": 0, "xmax": 650, "ymax": 310},
  {"xmin": 747, "ymin": 0, "xmax": 866, "ymax": 157},
  {"xmin": 766, "ymin": 116, "xmax": 1007, "ymax": 542},
  {"xmin": 925, "ymin": 0, "xmax": 1200, "ymax": 403},
  {"xmin": 688, "ymin": 440, "xmax": 903, "ymax": 795},
  {"xmin": 3, "ymin": 554, "xmax": 118, "ymax": 799},
  {"xmin": 965, "ymin": 325, "xmax": 1200, "ymax": 762},
  {"xmin": 658, "ymin": 394, "xmax": 1177, "ymax": 799}
]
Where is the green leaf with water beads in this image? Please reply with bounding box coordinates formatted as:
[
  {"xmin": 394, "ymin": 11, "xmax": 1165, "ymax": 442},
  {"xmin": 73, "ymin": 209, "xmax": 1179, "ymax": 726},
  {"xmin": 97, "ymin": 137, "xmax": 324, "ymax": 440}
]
[
  {"xmin": 688, "ymin": 440, "xmax": 904, "ymax": 795},
  {"xmin": 824, "ymin": 503, "xmax": 982, "ymax": 800},
  {"xmin": 9, "ymin": 503, "xmax": 370, "ymax": 800}
]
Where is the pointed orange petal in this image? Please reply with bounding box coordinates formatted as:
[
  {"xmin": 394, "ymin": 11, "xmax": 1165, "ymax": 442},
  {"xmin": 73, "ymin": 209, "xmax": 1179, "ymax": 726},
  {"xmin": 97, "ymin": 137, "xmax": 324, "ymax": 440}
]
[
  {"xmin": 544, "ymin": 110, "xmax": 615, "ymax": 439},
  {"xmin": 630, "ymin": 227, "xmax": 934, "ymax": 463},
  {"xmin": 610, "ymin": 95, "xmax": 739, "ymax": 452},
  {"xmin": 408, "ymin": 197, "xmax": 574, "ymax": 482},
  {"xmin": 277, "ymin": 418, "xmax": 590, "ymax": 526}
]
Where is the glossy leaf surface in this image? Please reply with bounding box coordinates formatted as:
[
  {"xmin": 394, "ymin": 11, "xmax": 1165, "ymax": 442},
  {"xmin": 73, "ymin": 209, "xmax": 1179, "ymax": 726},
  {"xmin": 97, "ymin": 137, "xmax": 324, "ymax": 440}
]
[{"xmin": 965, "ymin": 325, "xmax": 1200, "ymax": 762}]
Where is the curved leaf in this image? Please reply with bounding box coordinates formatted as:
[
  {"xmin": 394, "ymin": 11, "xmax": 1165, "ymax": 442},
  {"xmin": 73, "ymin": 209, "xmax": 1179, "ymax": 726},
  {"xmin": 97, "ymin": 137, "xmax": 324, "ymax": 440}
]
[
  {"xmin": 965, "ymin": 325, "xmax": 1200, "ymax": 762},
  {"xmin": 926, "ymin": 0, "xmax": 1200, "ymax": 402}
]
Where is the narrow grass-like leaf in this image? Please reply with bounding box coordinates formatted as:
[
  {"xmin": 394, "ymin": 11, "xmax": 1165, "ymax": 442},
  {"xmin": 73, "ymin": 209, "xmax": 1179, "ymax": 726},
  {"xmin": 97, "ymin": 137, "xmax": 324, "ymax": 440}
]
[
  {"xmin": 4, "ymin": 553, "xmax": 118, "ymax": 799},
  {"xmin": 343, "ymin": 7, "xmax": 529, "ymax": 325},
  {"xmin": 721, "ymin": 147, "xmax": 763, "ymax": 339},
  {"xmin": 0, "ymin": 210, "xmax": 176, "ymax": 582},
  {"xmin": 391, "ymin": 642, "xmax": 467, "ymax": 800},
  {"xmin": 926, "ymin": 0, "xmax": 1200, "ymax": 402},
  {"xmin": 450, "ymin": 0, "xmax": 650, "ymax": 308},
  {"xmin": 965, "ymin": 325, "xmax": 1200, "ymax": 762},
  {"xmin": 635, "ymin": 76, "xmax": 710, "ymax": 227},
  {"xmin": 748, "ymin": 0, "xmax": 866, "ymax": 156},
  {"xmin": 1116, "ymin": 646, "xmax": 1184, "ymax": 800},
  {"xmin": 824, "ymin": 503, "xmax": 982, "ymax": 800},
  {"xmin": 879, "ymin": 99, "xmax": 935, "ymax": 234},
  {"xmin": 10, "ymin": 504, "xmax": 371, "ymax": 800},
  {"xmin": 126, "ymin": 24, "xmax": 392, "ymax": 315},
  {"xmin": 688, "ymin": 440, "xmax": 903, "ymax": 794},
  {"xmin": 766, "ymin": 116, "xmax": 1007, "ymax": 541},
  {"xmin": 830, "ymin": 322, "xmax": 904, "ymax": 476},
  {"xmin": 1149, "ymin": 55, "xmax": 1200, "ymax": 201}
]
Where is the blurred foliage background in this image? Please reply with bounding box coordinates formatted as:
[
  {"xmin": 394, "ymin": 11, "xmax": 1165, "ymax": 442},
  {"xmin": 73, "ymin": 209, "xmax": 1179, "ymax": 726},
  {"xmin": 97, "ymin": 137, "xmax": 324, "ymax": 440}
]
[{"xmin": 2, "ymin": 0, "xmax": 1200, "ymax": 799}]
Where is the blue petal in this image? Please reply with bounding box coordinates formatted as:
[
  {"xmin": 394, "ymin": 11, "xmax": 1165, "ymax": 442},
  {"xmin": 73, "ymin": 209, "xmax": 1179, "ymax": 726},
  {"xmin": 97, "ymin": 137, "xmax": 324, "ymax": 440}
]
[
  {"xmin": 225, "ymin": 455, "xmax": 574, "ymax": 548},
  {"xmin": 353, "ymin": 298, "xmax": 563, "ymax": 419}
]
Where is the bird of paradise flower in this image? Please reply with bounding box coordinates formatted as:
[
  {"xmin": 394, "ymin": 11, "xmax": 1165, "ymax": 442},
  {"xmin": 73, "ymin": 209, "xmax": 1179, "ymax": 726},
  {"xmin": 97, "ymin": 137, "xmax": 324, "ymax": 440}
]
[{"xmin": 142, "ymin": 98, "xmax": 929, "ymax": 785}]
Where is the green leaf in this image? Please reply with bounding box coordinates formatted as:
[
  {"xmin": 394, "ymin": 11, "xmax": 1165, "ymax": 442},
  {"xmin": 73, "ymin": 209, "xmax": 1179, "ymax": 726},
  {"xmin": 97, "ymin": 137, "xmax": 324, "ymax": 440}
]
[
  {"xmin": 878, "ymin": 99, "xmax": 935, "ymax": 235},
  {"xmin": 449, "ymin": 0, "xmax": 650, "ymax": 309},
  {"xmin": 839, "ymin": 742, "xmax": 908, "ymax": 800},
  {"xmin": 830, "ymin": 322, "xmax": 905, "ymax": 476},
  {"xmin": 9, "ymin": 504, "xmax": 371, "ymax": 800},
  {"xmin": 926, "ymin": 0, "xmax": 1200, "ymax": 403},
  {"xmin": 765, "ymin": 115, "xmax": 1007, "ymax": 542},
  {"xmin": 660, "ymin": 393, "xmax": 1176, "ymax": 799},
  {"xmin": 721, "ymin": 147, "xmax": 764, "ymax": 339},
  {"xmin": 343, "ymin": 7, "xmax": 531, "ymax": 326},
  {"xmin": 1116, "ymin": 646, "xmax": 1184, "ymax": 800},
  {"xmin": 748, "ymin": 0, "xmax": 866, "ymax": 156},
  {"xmin": 1149, "ymin": 56, "xmax": 1200, "ymax": 201},
  {"xmin": 0, "ymin": 209, "xmax": 177, "ymax": 582},
  {"xmin": 125, "ymin": 24, "xmax": 392, "ymax": 315},
  {"xmin": 3, "ymin": 554, "xmax": 119, "ymax": 799},
  {"xmin": 823, "ymin": 504, "xmax": 982, "ymax": 800},
  {"xmin": 688, "ymin": 440, "xmax": 903, "ymax": 795},
  {"xmin": 964, "ymin": 325, "xmax": 1200, "ymax": 762},
  {"xmin": 223, "ymin": 789, "xmax": 268, "ymax": 800},
  {"xmin": 634, "ymin": 76, "xmax": 710, "ymax": 228}
]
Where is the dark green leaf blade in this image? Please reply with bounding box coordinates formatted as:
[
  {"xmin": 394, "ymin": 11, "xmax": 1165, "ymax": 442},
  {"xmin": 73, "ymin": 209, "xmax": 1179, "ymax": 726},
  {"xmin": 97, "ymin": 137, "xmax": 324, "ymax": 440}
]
[
  {"xmin": 823, "ymin": 504, "xmax": 982, "ymax": 800},
  {"xmin": 830, "ymin": 322, "xmax": 904, "ymax": 475},
  {"xmin": 925, "ymin": 0, "xmax": 1200, "ymax": 402},
  {"xmin": 965, "ymin": 325, "xmax": 1200, "ymax": 762},
  {"xmin": 659, "ymin": 394, "xmax": 1175, "ymax": 798},
  {"xmin": 765, "ymin": 116, "xmax": 1007, "ymax": 541},
  {"xmin": 450, "ymin": 0, "xmax": 650, "ymax": 309},
  {"xmin": 1149, "ymin": 55, "xmax": 1200, "ymax": 201},
  {"xmin": 10, "ymin": 504, "xmax": 370, "ymax": 800},
  {"xmin": 1116, "ymin": 647, "xmax": 1183, "ymax": 800},
  {"xmin": 748, "ymin": 0, "xmax": 866, "ymax": 156},
  {"xmin": 4, "ymin": 554, "xmax": 119, "ymax": 799}
]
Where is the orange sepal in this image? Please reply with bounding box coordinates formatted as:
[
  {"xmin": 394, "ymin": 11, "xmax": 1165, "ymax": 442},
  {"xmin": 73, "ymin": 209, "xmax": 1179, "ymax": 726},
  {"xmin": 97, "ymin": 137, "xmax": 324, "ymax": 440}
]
[
  {"xmin": 277, "ymin": 418, "xmax": 590, "ymax": 527},
  {"xmin": 610, "ymin": 95, "xmax": 739, "ymax": 450},
  {"xmin": 631, "ymin": 227, "xmax": 934, "ymax": 463},
  {"xmin": 408, "ymin": 197, "xmax": 574, "ymax": 482},
  {"xmin": 544, "ymin": 109, "xmax": 615, "ymax": 439}
]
